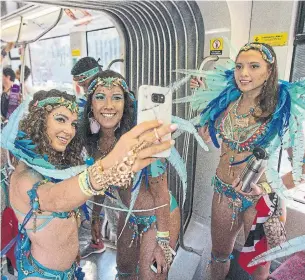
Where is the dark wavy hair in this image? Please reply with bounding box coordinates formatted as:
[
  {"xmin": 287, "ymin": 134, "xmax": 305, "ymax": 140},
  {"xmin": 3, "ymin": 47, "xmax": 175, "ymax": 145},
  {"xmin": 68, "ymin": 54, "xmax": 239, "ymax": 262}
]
[
  {"xmin": 80, "ymin": 70, "xmax": 135, "ymax": 157},
  {"xmin": 235, "ymin": 42, "xmax": 279, "ymax": 121},
  {"xmin": 19, "ymin": 89, "xmax": 83, "ymax": 167},
  {"xmin": 3, "ymin": 67, "xmax": 16, "ymax": 82}
]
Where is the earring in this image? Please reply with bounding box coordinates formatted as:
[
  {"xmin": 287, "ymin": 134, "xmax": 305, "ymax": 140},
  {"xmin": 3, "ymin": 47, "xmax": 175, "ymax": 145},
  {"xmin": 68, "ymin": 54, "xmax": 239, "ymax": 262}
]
[
  {"xmin": 89, "ymin": 117, "xmax": 100, "ymax": 134},
  {"xmin": 62, "ymin": 152, "xmax": 65, "ymax": 160},
  {"xmin": 88, "ymin": 109, "xmax": 100, "ymax": 134}
]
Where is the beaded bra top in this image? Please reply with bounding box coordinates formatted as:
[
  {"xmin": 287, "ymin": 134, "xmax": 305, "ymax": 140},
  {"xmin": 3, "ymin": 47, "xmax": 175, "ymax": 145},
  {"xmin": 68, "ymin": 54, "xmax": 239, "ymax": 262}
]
[{"xmin": 217, "ymin": 104, "xmax": 270, "ymax": 153}]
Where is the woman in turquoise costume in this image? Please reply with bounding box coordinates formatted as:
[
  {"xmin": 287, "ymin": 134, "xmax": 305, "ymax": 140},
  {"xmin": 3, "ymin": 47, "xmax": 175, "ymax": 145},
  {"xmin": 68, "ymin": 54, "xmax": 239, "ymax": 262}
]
[
  {"xmin": 81, "ymin": 70, "xmax": 180, "ymax": 280},
  {"xmin": 184, "ymin": 42, "xmax": 305, "ymax": 280},
  {"xmin": 0, "ymin": 88, "xmax": 177, "ymax": 279}
]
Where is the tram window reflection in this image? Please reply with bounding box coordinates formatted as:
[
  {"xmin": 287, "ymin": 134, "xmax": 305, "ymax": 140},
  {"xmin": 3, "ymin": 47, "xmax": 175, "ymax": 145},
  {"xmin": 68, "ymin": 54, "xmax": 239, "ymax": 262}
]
[
  {"xmin": 29, "ymin": 35, "xmax": 72, "ymax": 90},
  {"xmin": 87, "ymin": 27, "xmax": 121, "ymax": 73}
]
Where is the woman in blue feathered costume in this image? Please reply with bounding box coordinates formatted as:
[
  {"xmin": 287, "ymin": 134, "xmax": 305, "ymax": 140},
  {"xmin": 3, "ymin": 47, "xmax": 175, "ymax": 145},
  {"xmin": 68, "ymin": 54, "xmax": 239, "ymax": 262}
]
[
  {"xmin": 1, "ymin": 88, "xmax": 176, "ymax": 279},
  {"xmin": 187, "ymin": 42, "xmax": 305, "ymax": 280},
  {"xmin": 80, "ymin": 70, "xmax": 181, "ymax": 280}
]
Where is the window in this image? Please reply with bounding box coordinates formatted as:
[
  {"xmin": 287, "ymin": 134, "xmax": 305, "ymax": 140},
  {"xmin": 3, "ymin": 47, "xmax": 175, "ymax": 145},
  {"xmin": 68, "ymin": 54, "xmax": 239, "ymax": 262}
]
[
  {"xmin": 29, "ymin": 35, "xmax": 72, "ymax": 91},
  {"xmin": 87, "ymin": 27, "xmax": 121, "ymax": 73},
  {"xmin": 8, "ymin": 47, "xmax": 20, "ymax": 71},
  {"xmin": 290, "ymin": 1, "xmax": 305, "ymax": 81}
]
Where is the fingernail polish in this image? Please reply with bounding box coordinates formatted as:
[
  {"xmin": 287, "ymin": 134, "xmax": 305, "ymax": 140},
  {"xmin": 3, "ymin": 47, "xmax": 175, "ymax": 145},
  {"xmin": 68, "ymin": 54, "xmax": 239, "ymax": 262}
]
[{"xmin": 170, "ymin": 124, "xmax": 178, "ymax": 130}]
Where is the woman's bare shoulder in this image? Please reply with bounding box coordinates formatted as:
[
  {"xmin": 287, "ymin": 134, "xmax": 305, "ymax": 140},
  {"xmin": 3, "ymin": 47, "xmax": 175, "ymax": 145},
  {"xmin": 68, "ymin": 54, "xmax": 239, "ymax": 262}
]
[{"xmin": 11, "ymin": 162, "xmax": 43, "ymax": 192}]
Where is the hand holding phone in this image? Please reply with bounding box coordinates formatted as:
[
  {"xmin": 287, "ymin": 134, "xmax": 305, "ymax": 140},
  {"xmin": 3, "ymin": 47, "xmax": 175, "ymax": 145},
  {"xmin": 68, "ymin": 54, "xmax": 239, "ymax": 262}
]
[{"xmin": 137, "ymin": 85, "xmax": 172, "ymax": 158}]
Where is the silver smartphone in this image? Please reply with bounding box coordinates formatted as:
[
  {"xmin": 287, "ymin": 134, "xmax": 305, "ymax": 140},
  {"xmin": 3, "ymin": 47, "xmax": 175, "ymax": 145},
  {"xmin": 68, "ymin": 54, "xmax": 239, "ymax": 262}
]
[{"xmin": 137, "ymin": 85, "xmax": 172, "ymax": 158}]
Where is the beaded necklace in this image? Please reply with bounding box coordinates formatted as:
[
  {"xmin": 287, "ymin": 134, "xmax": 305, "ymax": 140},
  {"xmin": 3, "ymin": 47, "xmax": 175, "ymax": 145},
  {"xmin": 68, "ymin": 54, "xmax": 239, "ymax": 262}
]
[
  {"xmin": 97, "ymin": 138, "xmax": 117, "ymax": 159},
  {"xmin": 219, "ymin": 102, "xmax": 269, "ymax": 153},
  {"xmin": 231, "ymin": 96, "xmax": 257, "ymax": 128},
  {"xmin": 218, "ymin": 100, "xmax": 269, "ymax": 175}
]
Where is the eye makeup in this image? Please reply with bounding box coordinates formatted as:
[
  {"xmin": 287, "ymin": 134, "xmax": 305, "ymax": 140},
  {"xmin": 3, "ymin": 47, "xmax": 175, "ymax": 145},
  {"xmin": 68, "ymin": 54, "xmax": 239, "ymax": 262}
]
[
  {"xmin": 53, "ymin": 113, "xmax": 67, "ymax": 123},
  {"xmin": 94, "ymin": 92, "xmax": 124, "ymax": 101},
  {"xmin": 53, "ymin": 113, "xmax": 78, "ymax": 128},
  {"xmin": 94, "ymin": 93, "xmax": 106, "ymax": 100}
]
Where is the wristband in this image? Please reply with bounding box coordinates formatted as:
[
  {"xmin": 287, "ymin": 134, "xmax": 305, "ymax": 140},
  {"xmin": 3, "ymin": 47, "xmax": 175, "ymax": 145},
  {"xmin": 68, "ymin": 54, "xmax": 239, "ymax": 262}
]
[{"xmin": 156, "ymin": 231, "xmax": 170, "ymax": 238}]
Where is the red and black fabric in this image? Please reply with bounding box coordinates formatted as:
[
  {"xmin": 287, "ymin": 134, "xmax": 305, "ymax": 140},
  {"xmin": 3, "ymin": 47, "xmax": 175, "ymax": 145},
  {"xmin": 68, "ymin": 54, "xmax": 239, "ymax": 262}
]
[
  {"xmin": 1, "ymin": 206, "xmax": 18, "ymax": 269},
  {"xmin": 238, "ymin": 193, "xmax": 278, "ymax": 274}
]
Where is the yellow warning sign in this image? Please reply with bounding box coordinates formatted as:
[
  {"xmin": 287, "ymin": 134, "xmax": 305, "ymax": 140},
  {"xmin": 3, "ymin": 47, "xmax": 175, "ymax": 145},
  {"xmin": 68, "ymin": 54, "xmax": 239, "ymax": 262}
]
[
  {"xmin": 71, "ymin": 49, "xmax": 81, "ymax": 57},
  {"xmin": 253, "ymin": 32, "xmax": 288, "ymax": 46},
  {"xmin": 210, "ymin": 38, "xmax": 223, "ymax": 55}
]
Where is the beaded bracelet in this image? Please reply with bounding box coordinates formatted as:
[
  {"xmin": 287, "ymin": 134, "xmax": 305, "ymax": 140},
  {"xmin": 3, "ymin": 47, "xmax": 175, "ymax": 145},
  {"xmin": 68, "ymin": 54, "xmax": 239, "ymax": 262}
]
[
  {"xmin": 79, "ymin": 140, "xmax": 150, "ymax": 197},
  {"xmin": 78, "ymin": 170, "xmax": 92, "ymax": 196},
  {"xmin": 78, "ymin": 168, "xmax": 108, "ymax": 196},
  {"xmin": 156, "ymin": 236, "xmax": 172, "ymax": 265}
]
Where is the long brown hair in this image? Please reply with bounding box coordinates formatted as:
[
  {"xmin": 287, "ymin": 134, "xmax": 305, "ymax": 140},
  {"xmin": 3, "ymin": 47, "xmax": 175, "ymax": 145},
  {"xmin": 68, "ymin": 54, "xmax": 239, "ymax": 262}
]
[
  {"xmin": 235, "ymin": 42, "xmax": 279, "ymax": 121},
  {"xmin": 19, "ymin": 89, "xmax": 83, "ymax": 167}
]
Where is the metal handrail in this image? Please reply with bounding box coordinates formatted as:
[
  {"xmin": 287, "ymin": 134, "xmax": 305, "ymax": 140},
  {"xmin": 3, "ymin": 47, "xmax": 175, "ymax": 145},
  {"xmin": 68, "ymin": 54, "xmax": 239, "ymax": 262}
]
[
  {"xmin": 178, "ymin": 55, "xmax": 220, "ymax": 256},
  {"xmin": 1, "ymin": 8, "xmax": 63, "ymax": 47},
  {"xmin": 106, "ymin": 58, "xmax": 124, "ymax": 70}
]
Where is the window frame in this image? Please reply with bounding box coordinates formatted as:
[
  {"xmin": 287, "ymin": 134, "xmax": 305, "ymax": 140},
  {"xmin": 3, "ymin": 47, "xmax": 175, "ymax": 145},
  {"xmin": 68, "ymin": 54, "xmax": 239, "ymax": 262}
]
[{"xmin": 86, "ymin": 26, "xmax": 121, "ymax": 70}]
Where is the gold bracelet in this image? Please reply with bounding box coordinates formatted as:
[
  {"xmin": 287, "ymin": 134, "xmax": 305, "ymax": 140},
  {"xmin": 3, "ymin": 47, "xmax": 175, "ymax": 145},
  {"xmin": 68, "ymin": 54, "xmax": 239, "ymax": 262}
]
[
  {"xmin": 88, "ymin": 140, "xmax": 150, "ymax": 192},
  {"xmin": 78, "ymin": 169, "xmax": 108, "ymax": 196}
]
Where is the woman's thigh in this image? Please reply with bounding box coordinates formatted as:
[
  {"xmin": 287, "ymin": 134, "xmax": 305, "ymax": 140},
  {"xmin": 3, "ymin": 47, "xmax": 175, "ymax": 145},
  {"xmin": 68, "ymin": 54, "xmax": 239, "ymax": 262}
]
[
  {"xmin": 211, "ymin": 193, "xmax": 243, "ymax": 257},
  {"xmin": 116, "ymin": 213, "xmax": 139, "ymax": 273}
]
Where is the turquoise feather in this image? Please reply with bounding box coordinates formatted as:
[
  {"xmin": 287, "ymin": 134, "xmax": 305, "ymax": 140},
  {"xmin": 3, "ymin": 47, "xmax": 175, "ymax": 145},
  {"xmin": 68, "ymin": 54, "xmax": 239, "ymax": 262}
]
[
  {"xmin": 172, "ymin": 116, "xmax": 208, "ymax": 151},
  {"xmin": 149, "ymin": 160, "xmax": 166, "ymax": 177},
  {"xmin": 168, "ymin": 147, "xmax": 187, "ymax": 206},
  {"xmin": 249, "ymin": 235, "xmax": 305, "ymax": 266},
  {"xmin": 118, "ymin": 171, "xmax": 142, "ymax": 239}
]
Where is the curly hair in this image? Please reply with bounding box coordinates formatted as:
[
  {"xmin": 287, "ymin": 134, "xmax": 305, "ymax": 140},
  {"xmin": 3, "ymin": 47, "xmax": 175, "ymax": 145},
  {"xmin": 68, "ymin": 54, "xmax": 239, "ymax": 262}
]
[
  {"xmin": 80, "ymin": 70, "xmax": 135, "ymax": 157},
  {"xmin": 19, "ymin": 89, "xmax": 83, "ymax": 167},
  {"xmin": 235, "ymin": 42, "xmax": 279, "ymax": 121}
]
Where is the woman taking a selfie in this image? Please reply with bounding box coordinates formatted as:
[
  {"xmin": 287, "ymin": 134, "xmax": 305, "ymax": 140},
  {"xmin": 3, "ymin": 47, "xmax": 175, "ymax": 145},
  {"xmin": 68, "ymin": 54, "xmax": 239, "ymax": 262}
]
[
  {"xmin": 1, "ymin": 87, "xmax": 176, "ymax": 279},
  {"xmin": 81, "ymin": 70, "xmax": 180, "ymax": 280}
]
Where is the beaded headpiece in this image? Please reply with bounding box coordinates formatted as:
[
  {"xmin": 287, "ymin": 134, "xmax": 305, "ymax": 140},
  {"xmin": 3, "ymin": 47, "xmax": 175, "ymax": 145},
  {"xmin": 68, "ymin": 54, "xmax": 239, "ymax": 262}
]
[
  {"xmin": 73, "ymin": 66, "xmax": 100, "ymax": 83},
  {"xmin": 239, "ymin": 43, "xmax": 275, "ymax": 64},
  {"xmin": 33, "ymin": 97, "xmax": 79, "ymax": 114},
  {"xmin": 87, "ymin": 77, "xmax": 129, "ymax": 95}
]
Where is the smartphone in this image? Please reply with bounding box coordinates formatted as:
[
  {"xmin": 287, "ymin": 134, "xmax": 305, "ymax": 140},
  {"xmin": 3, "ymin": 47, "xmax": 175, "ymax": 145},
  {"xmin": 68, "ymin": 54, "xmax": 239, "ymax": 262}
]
[
  {"xmin": 137, "ymin": 85, "xmax": 172, "ymax": 158},
  {"xmin": 150, "ymin": 247, "xmax": 176, "ymax": 273}
]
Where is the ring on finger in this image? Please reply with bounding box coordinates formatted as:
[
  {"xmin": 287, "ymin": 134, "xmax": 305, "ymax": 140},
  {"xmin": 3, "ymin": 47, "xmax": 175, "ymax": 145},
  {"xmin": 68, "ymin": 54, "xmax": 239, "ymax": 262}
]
[{"xmin": 154, "ymin": 128, "xmax": 162, "ymax": 143}]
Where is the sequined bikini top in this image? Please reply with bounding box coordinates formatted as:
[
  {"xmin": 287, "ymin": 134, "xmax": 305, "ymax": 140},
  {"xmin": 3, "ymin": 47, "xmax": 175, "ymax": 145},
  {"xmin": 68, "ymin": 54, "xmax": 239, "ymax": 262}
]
[{"xmin": 217, "ymin": 106, "xmax": 269, "ymax": 153}]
